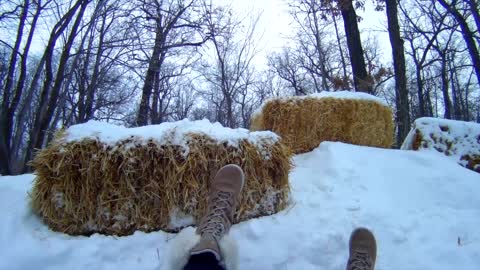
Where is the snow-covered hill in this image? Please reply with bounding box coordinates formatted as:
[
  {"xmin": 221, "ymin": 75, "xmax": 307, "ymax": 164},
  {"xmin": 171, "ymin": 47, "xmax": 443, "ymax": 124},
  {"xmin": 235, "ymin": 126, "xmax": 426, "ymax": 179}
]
[{"xmin": 1, "ymin": 142, "xmax": 479, "ymax": 270}]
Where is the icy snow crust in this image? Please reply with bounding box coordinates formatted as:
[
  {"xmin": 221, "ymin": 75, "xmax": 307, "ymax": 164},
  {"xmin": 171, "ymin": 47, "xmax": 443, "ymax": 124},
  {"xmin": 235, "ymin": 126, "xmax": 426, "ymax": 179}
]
[
  {"xmin": 401, "ymin": 117, "xmax": 480, "ymax": 167},
  {"xmin": 2, "ymin": 142, "xmax": 480, "ymax": 270},
  {"xmin": 253, "ymin": 91, "xmax": 388, "ymax": 117},
  {"xmin": 65, "ymin": 119, "xmax": 279, "ymax": 154}
]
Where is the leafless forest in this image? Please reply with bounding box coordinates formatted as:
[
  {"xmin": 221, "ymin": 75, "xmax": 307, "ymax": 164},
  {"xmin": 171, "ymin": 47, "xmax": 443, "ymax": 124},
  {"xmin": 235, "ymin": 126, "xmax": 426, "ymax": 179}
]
[{"xmin": 1, "ymin": 0, "xmax": 479, "ymax": 175}]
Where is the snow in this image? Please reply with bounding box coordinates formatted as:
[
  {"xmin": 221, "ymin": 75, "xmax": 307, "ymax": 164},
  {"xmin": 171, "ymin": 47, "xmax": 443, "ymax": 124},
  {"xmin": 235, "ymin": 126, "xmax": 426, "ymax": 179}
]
[
  {"xmin": 307, "ymin": 91, "xmax": 388, "ymax": 106},
  {"xmin": 2, "ymin": 142, "xmax": 480, "ymax": 270},
  {"xmin": 401, "ymin": 117, "xmax": 480, "ymax": 169},
  {"xmin": 168, "ymin": 208, "xmax": 195, "ymax": 231},
  {"xmin": 253, "ymin": 91, "xmax": 388, "ymax": 117},
  {"xmin": 65, "ymin": 119, "xmax": 279, "ymax": 152}
]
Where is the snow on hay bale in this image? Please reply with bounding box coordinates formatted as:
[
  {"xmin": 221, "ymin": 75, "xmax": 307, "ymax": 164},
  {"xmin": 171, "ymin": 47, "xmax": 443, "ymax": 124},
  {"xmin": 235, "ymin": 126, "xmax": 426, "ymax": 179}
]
[
  {"xmin": 401, "ymin": 117, "xmax": 480, "ymax": 173},
  {"xmin": 30, "ymin": 120, "xmax": 291, "ymax": 236},
  {"xmin": 251, "ymin": 91, "xmax": 394, "ymax": 153}
]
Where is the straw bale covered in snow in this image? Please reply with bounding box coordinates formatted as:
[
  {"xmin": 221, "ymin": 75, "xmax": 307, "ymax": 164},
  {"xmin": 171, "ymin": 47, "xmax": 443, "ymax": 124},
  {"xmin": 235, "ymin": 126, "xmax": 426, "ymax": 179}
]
[
  {"xmin": 30, "ymin": 120, "xmax": 291, "ymax": 236},
  {"xmin": 251, "ymin": 91, "xmax": 394, "ymax": 153},
  {"xmin": 401, "ymin": 117, "xmax": 480, "ymax": 173}
]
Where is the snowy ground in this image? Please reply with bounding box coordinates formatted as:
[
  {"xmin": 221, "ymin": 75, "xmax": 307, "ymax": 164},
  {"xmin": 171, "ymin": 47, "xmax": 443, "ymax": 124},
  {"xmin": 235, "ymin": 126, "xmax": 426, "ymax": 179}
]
[{"xmin": 1, "ymin": 142, "xmax": 479, "ymax": 270}]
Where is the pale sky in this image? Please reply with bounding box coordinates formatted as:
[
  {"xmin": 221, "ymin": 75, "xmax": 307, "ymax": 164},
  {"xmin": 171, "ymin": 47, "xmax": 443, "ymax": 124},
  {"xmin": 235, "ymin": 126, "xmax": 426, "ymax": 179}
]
[
  {"xmin": 225, "ymin": 0, "xmax": 392, "ymax": 68},
  {"xmin": 1, "ymin": 0, "xmax": 392, "ymax": 69}
]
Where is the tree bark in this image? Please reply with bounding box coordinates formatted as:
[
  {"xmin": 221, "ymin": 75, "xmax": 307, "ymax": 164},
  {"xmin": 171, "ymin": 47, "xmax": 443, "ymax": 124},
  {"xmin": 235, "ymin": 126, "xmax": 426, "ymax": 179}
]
[
  {"xmin": 439, "ymin": 53, "xmax": 452, "ymax": 119},
  {"xmin": 385, "ymin": 0, "xmax": 411, "ymax": 146},
  {"xmin": 151, "ymin": 72, "xmax": 160, "ymax": 124},
  {"xmin": 339, "ymin": 0, "xmax": 372, "ymax": 93},
  {"xmin": 464, "ymin": 70, "xmax": 474, "ymax": 120},
  {"xmin": 415, "ymin": 66, "xmax": 426, "ymax": 117},
  {"xmin": 137, "ymin": 25, "xmax": 163, "ymax": 126},
  {"xmin": 449, "ymin": 52, "xmax": 463, "ymax": 120}
]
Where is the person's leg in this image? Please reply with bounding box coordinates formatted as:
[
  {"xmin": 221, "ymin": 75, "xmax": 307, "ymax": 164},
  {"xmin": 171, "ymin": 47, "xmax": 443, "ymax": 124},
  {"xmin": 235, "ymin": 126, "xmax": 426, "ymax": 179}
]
[
  {"xmin": 183, "ymin": 253, "xmax": 226, "ymax": 270},
  {"xmin": 182, "ymin": 164, "xmax": 245, "ymax": 270},
  {"xmin": 346, "ymin": 228, "xmax": 377, "ymax": 270}
]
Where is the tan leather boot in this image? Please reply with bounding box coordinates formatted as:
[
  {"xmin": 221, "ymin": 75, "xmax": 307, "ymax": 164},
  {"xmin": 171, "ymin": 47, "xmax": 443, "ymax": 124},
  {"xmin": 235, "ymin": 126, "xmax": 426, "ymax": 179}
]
[
  {"xmin": 190, "ymin": 164, "xmax": 245, "ymax": 260},
  {"xmin": 347, "ymin": 228, "xmax": 377, "ymax": 270}
]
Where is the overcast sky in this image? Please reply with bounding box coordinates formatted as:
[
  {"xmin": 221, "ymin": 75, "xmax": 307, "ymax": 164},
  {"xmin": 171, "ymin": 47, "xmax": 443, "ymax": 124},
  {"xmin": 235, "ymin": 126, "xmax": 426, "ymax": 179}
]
[
  {"xmin": 0, "ymin": 0, "xmax": 392, "ymax": 69},
  {"xmin": 224, "ymin": 0, "xmax": 392, "ymax": 68}
]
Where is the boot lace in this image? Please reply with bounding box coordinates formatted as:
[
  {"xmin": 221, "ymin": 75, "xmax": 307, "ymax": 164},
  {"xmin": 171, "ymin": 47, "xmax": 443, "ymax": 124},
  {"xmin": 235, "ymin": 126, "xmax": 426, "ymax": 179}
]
[
  {"xmin": 199, "ymin": 191, "xmax": 235, "ymax": 240},
  {"xmin": 348, "ymin": 251, "xmax": 373, "ymax": 270}
]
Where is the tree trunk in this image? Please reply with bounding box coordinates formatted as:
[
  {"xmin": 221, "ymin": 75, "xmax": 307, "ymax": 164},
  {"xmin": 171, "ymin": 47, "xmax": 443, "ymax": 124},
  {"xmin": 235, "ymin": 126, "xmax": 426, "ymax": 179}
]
[
  {"xmin": 449, "ymin": 53, "xmax": 463, "ymax": 120},
  {"xmin": 8, "ymin": 1, "xmax": 43, "ymax": 171},
  {"xmin": 0, "ymin": 0, "xmax": 29, "ymax": 175},
  {"xmin": 385, "ymin": 0, "xmax": 411, "ymax": 146},
  {"xmin": 332, "ymin": 12, "xmax": 348, "ymax": 86},
  {"xmin": 9, "ymin": 0, "xmax": 40, "ymax": 121},
  {"xmin": 425, "ymin": 86, "xmax": 438, "ymax": 117},
  {"xmin": 2, "ymin": 0, "xmax": 28, "ymax": 112},
  {"xmin": 339, "ymin": 0, "xmax": 372, "ymax": 93},
  {"xmin": 440, "ymin": 54, "xmax": 452, "ymax": 119},
  {"xmin": 78, "ymin": 30, "xmax": 95, "ymax": 123},
  {"xmin": 464, "ymin": 70, "xmax": 474, "ymax": 120},
  {"xmin": 151, "ymin": 72, "xmax": 160, "ymax": 124},
  {"xmin": 84, "ymin": 11, "xmax": 107, "ymax": 121},
  {"xmin": 438, "ymin": 0, "xmax": 480, "ymax": 87},
  {"xmin": 312, "ymin": 10, "xmax": 330, "ymax": 92},
  {"xmin": 225, "ymin": 94, "xmax": 234, "ymax": 128},
  {"xmin": 24, "ymin": 0, "xmax": 89, "ymax": 169},
  {"xmin": 415, "ymin": 66, "xmax": 426, "ymax": 117},
  {"xmin": 450, "ymin": 72, "xmax": 460, "ymax": 120},
  {"xmin": 137, "ymin": 26, "xmax": 164, "ymax": 126},
  {"xmin": 466, "ymin": 0, "xmax": 480, "ymax": 38},
  {"xmin": 71, "ymin": 0, "xmax": 107, "ymax": 123},
  {"xmin": 13, "ymin": 54, "xmax": 46, "ymax": 172}
]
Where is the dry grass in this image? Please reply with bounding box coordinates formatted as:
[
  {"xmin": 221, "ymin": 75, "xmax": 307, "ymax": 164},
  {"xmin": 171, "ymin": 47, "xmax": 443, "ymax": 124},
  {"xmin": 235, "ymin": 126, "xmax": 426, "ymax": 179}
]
[
  {"xmin": 461, "ymin": 155, "xmax": 480, "ymax": 173},
  {"xmin": 251, "ymin": 97, "xmax": 394, "ymax": 153},
  {"xmin": 30, "ymin": 130, "xmax": 292, "ymax": 236}
]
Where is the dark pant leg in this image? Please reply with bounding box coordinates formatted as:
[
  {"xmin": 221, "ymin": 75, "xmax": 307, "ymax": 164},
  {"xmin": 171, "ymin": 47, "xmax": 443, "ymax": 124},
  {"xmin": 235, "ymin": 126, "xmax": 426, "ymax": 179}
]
[{"xmin": 183, "ymin": 252, "xmax": 226, "ymax": 270}]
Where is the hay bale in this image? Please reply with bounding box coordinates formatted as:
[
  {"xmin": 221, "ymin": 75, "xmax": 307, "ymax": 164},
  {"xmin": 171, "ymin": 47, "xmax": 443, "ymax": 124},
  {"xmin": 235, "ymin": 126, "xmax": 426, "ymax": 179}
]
[
  {"xmin": 401, "ymin": 117, "xmax": 480, "ymax": 173},
  {"xmin": 30, "ymin": 120, "xmax": 292, "ymax": 236},
  {"xmin": 251, "ymin": 91, "xmax": 394, "ymax": 153}
]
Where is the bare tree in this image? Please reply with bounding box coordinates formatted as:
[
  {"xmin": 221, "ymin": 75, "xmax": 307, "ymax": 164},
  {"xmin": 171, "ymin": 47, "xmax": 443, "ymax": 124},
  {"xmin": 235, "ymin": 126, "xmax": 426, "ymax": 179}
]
[
  {"xmin": 135, "ymin": 0, "xmax": 209, "ymax": 126},
  {"xmin": 288, "ymin": 0, "xmax": 334, "ymax": 92},
  {"xmin": 432, "ymin": 25, "xmax": 457, "ymax": 119},
  {"xmin": 437, "ymin": 0, "xmax": 480, "ymax": 86},
  {"xmin": 170, "ymin": 82, "xmax": 197, "ymax": 121},
  {"xmin": 400, "ymin": 0, "xmax": 478, "ymax": 121},
  {"xmin": 268, "ymin": 48, "xmax": 309, "ymax": 96},
  {"xmin": 384, "ymin": 0, "xmax": 411, "ymax": 145},
  {"xmin": 0, "ymin": 0, "xmax": 53, "ymax": 174},
  {"xmin": 24, "ymin": 0, "xmax": 93, "ymax": 169},
  {"xmin": 0, "ymin": 0, "xmax": 30, "ymax": 175},
  {"xmin": 200, "ymin": 4, "xmax": 261, "ymax": 128},
  {"xmin": 63, "ymin": 0, "xmax": 137, "ymax": 125},
  {"xmin": 337, "ymin": 0, "xmax": 372, "ymax": 92},
  {"xmin": 400, "ymin": 0, "xmax": 447, "ymax": 118}
]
